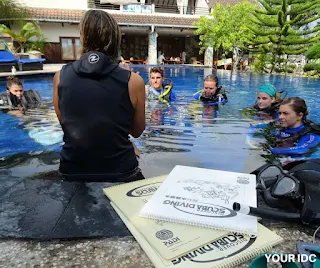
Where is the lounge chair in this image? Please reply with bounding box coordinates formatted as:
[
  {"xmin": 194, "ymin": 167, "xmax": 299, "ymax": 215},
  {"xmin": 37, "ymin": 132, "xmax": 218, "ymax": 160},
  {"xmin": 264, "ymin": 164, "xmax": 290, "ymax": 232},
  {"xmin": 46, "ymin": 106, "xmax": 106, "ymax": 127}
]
[
  {"xmin": 0, "ymin": 50, "xmax": 46, "ymax": 72},
  {"xmin": 0, "ymin": 50, "xmax": 17, "ymax": 72},
  {"xmin": 17, "ymin": 58, "xmax": 46, "ymax": 71}
]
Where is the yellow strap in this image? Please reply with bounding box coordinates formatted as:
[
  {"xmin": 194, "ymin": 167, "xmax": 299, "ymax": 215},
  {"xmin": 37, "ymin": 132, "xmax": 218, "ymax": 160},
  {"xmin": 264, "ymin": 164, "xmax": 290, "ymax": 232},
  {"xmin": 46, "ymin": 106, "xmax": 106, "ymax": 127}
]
[
  {"xmin": 161, "ymin": 98, "xmax": 170, "ymax": 106},
  {"xmin": 159, "ymin": 85, "xmax": 172, "ymax": 99},
  {"xmin": 193, "ymin": 90, "xmax": 202, "ymax": 95},
  {"xmin": 158, "ymin": 90, "xmax": 170, "ymax": 106}
]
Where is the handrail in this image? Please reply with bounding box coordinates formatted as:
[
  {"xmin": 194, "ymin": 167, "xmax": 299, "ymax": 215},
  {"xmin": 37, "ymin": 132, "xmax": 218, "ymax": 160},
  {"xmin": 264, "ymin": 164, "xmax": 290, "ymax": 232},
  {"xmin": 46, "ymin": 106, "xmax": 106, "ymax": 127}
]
[{"xmin": 88, "ymin": 0, "xmax": 210, "ymax": 15}]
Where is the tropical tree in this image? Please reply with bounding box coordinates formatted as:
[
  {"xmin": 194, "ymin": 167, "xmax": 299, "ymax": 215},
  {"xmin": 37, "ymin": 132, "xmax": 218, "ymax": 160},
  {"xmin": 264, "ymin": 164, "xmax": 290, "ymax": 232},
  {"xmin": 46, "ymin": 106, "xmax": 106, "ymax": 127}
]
[
  {"xmin": 194, "ymin": 1, "xmax": 257, "ymax": 70},
  {"xmin": 248, "ymin": 0, "xmax": 320, "ymax": 73},
  {"xmin": 24, "ymin": 37, "xmax": 48, "ymax": 53},
  {"xmin": 0, "ymin": 22, "xmax": 44, "ymax": 52},
  {"xmin": 0, "ymin": 0, "xmax": 30, "ymax": 25}
]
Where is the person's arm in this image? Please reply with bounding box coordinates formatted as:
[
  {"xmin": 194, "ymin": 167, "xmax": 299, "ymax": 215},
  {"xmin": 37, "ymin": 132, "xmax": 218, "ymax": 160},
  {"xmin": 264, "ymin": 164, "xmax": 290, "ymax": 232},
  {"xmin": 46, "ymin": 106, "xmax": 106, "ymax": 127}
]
[
  {"xmin": 270, "ymin": 134, "xmax": 320, "ymax": 155},
  {"xmin": 170, "ymin": 91, "xmax": 177, "ymax": 101},
  {"xmin": 250, "ymin": 122, "xmax": 270, "ymax": 130},
  {"xmin": 128, "ymin": 72, "xmax": 146, "ymax": 138},
  {"xmin": 193, "ymin": 90, "xmax": 202, "ymax": 100},
  {"xmin": 53, "ymin": 71, "xmax": 62, "ymax": 123},
  {"xmin": 7, "ymin": 110, "xmax": 24, "ymax": 117}
]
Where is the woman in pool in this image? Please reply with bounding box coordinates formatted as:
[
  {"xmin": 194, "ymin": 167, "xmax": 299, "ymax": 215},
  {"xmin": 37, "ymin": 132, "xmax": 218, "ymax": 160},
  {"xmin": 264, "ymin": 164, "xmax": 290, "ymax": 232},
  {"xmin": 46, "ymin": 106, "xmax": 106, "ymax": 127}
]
[
  {"xmin": 0, "ymin": 76, "xmax": 42, "ymax": 118},
  {"xmin": 253, "ymin": 84, "xmax": 284, "ymax": 119},
  {"xmin": 263, "ymin": 97, "xmax": 320, "ymax": 156},
  {"xmin": 242, "ymin": 84, "xmax": 285, "ymax": 125},
  {"xmin": 255, "ymin": 84, "xmax": 281, "ymax": 115},
  {"xmin": 193, "ymin": 74, "xmax": 228, "ymax": 105},
  {"xmin": 53, "ymin": 10, "xmax": 146, "ymax": 182}
]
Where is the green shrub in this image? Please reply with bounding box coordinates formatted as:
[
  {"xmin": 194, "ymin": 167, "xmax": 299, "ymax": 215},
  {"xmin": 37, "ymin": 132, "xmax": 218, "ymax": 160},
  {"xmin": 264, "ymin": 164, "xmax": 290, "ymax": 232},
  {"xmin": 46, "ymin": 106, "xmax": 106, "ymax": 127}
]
[
  {"xmin": 306, "ymin": 43, "xmax": 320, "ymax": 60},
  {"xmin": 274, "ymin": 63, "xmax": 296, "ymax": 73},
  {"xmin": 303, "ymin": 63, "xmax": 320, "ymax": 73},
  {"xmin": 252, "ymin": 53, "xmax": 273, "ymax": 73}
]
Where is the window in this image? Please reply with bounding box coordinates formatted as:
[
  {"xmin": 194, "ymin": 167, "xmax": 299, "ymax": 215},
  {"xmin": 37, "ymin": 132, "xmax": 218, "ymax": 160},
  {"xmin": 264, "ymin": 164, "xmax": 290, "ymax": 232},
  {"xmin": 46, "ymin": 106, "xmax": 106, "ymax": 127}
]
[{"xmin": 60, "ymin": 37, "xmax": 81, "ymax": 60}]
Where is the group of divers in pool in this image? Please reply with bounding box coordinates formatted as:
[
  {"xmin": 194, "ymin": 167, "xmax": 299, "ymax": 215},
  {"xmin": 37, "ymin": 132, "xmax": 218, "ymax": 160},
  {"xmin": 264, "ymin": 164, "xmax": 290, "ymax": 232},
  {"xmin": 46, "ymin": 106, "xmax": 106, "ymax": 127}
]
[
  {"xmin": 145, "ymin": 66, "xmax": 320, "ymax": 161},
  {"xmin": 1, "ymin": 66, "xmax": 320, "ymax": 162}
]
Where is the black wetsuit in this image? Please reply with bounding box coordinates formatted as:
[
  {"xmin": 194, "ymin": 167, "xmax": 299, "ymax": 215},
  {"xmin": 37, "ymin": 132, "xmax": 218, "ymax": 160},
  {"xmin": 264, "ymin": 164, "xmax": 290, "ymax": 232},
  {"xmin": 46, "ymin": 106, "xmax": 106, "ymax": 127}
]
[
  {"xmin": 0, "ymin": 90, "xmax": 41, "ymax": 110},
  {"xmin": 199, "ymin": 86, "xmax": 228, "ymax": 103},
  {"xmin": 252, "ymin": 102, "xmax": 281, "ymax": 118},
  {"xmin": 58, "ymin": 51, "xmax": 144, "ymax": 182}
]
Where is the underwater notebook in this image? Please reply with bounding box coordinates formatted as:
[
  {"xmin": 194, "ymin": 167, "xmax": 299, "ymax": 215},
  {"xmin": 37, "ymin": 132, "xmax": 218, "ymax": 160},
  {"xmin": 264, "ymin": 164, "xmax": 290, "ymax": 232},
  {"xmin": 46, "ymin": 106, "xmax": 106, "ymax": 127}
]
[
  {"xmin": 112, "ymin": 202, "xmax": 283, "ymax": 268},
  {"xmin": 103, "ymin": 175, "xmax": 228, "ymax": 260},
  {"xmin": 139, "ymin": 165, "xmax": 258, "ymax": 235}
]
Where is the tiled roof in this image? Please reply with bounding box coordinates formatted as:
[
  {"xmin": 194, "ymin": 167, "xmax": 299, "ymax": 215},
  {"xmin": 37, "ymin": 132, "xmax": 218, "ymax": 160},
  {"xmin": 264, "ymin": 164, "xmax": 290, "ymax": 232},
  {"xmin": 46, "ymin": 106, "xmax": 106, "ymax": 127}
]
[
  {"xmin": 28, "ymin": 8, "xmax": 199, "ymax": 27},
  {"xmin": 29, "ymin": 8, "xmax": 84, "ymax": 22},
  {"xmin": 208, "ymin": 0, "xmax": 257, "ymax": 8}
]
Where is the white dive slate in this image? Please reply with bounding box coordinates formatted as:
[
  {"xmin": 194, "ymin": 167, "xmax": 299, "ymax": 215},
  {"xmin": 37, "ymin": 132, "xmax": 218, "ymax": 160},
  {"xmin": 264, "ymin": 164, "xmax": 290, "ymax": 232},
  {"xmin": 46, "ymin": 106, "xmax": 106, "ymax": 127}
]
[{"xmin": 139, "ymin": 165, "xmax": 258, "ymax": 236}]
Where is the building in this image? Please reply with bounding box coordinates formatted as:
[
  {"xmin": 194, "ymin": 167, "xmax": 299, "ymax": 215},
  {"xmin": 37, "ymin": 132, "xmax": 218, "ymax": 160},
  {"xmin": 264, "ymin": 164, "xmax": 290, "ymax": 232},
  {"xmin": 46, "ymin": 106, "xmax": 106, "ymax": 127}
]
[{"xmin": 13, "ymin": 0, "xmax": 213, "ymax": 63}]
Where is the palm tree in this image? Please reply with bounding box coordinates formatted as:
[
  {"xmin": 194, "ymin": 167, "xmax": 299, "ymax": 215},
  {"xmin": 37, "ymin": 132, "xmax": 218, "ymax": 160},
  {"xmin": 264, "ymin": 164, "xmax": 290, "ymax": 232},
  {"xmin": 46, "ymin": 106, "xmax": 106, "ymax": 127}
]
[
  {"xmin": 0, "ymin": 0, "xmax": 31, "ymax": 25},
  {"xmin": 0, "ymin": 22, "xmax": 43, "ymax": 52}
]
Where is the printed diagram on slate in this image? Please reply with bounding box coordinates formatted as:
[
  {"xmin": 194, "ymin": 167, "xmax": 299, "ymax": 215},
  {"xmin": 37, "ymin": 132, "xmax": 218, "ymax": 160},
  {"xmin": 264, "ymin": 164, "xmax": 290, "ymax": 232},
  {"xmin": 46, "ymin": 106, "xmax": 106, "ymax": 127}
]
[{"xmin": 179, "ymin": 180, "xmax": 240, "ymax": 204}]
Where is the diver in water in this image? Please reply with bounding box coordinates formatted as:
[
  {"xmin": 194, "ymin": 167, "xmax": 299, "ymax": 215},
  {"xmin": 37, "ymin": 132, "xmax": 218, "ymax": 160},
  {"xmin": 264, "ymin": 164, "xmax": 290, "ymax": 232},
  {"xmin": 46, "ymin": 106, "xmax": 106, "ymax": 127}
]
[
  {"xmin": 193, "ymin": 74, "xmax": 228, "ymax": 105},
  {"xmin": 254, "ymin": 84, "xmax": 283, "ymax": 116},
  {"xmin": 146, "ymin": 67, "xmax": 176, "ymax": 103},
  {"xmin": 241, "ymin": 84, "xmax": 286, "ymax": 124},
  {"xmin": 0, "ymin": 76, "xmax": 41, "ymax": 115},
  {"xmin": 253, "ymin": 84, "xmax": 284, "ymax": 119},
  {"xmin": 263, "ymin": 97, "xmax": 320, "ymax": 156}
]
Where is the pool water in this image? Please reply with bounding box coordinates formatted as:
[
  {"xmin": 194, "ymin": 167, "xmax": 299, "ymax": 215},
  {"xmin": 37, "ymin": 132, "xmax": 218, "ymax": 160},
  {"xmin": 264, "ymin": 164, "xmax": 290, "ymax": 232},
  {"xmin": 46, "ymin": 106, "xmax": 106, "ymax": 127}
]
[{"xmin": 0, "ymin": 67, "xmax": 319, "ymax": 178}]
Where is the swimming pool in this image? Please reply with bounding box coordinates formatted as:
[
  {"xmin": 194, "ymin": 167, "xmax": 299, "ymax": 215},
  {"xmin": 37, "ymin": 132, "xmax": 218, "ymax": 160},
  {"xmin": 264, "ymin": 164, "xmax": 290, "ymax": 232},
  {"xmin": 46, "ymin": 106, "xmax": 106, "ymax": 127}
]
[{"xmin": 0, "ymin": 67, "xmax": 319, "ymax": 178}]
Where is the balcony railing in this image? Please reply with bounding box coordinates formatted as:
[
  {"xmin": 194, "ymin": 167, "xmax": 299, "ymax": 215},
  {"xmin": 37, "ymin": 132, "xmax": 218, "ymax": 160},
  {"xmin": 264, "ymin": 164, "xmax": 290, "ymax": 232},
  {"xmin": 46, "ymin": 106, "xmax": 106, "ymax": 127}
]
[{"xmin": 88, "ymin": 0, "xmax": 210, "ymax": 15}]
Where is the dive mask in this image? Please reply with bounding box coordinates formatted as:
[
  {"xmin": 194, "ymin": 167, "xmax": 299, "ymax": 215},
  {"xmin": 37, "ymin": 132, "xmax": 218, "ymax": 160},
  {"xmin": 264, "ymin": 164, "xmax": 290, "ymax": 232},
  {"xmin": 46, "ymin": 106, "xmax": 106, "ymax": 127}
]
[
  {"xmin": 242, "ymin": 160, "xmax": 320, "ymax": 225},
  {"xmin": 257, "ymin": 164, "xmax": 303, "ymax": 208}
]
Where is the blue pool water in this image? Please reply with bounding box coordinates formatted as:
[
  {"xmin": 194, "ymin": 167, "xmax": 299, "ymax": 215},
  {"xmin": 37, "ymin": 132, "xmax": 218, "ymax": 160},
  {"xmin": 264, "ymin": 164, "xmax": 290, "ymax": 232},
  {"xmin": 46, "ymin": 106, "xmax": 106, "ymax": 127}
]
[{"xmin": 0, "ymin": 67, "xmax": 319, "ymax": 177}]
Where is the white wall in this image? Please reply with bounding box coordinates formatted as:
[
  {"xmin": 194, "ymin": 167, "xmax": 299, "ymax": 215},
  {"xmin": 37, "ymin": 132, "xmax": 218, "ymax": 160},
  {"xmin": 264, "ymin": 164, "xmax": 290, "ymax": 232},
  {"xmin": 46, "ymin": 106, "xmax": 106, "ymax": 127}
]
[
  {"xmin": 40, "ymin": 23, "xmax": 80, "ymax": 42},
  {"xmin": 12, "ymin": 22, "xmax": 80, "ymax": 43},
  {"xmin": 194, "ymin": 0, "xmax": 209, "ymax": 15},
  {"xmin": 16, "ymin": 0, "xmax": 87, "ymax": 10}
]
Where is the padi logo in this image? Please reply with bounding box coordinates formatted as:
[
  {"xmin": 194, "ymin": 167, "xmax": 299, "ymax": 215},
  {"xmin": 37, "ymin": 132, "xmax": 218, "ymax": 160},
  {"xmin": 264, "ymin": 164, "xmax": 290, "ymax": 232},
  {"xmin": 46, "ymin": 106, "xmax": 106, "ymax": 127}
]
[
  {"xmin": 237, "ymin": 176, "xmax": 250, "ymax": 184},
  {"xmin": 172, "ymin": 233, "xmax": 256, "ymax": 265},
  {"xmin": 155, "ymin": 229, "xmax": 173, "ymax": 240},
  {"xmin": 88, "ymin": 53, "xmax": 100, "ymax": 64},
  {"xmin": 163, "ymin": 200, "xmax": 237, "ymax": 218},
  {"xmin": 155, "ymin": 229, "xmax": 181, "ymax": 247},
  {"xmin": 126, "ymin": 183, "xmax": 161, "ymax": 197}
]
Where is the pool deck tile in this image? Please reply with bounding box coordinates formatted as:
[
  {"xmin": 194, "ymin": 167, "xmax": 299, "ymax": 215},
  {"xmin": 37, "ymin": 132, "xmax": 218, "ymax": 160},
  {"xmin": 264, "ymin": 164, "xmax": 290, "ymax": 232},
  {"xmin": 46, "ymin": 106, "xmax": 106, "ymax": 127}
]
[{"xmin": 0, "ymin": 64, "xmax": 64, "ymax": 78}]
